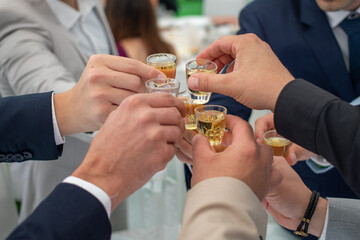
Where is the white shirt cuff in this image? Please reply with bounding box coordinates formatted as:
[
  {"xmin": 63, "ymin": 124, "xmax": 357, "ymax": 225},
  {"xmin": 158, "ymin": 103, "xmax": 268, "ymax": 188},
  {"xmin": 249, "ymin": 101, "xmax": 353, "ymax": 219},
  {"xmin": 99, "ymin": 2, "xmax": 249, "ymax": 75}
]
[
  {"xmin": 319, "ymin": 200, "xmax": 329, "ymax": 240},
  {"xmin": 63, "ymin": 176, "xmax": 111, "ymax": 218},
  {"xmin": 51, "ymin": 93, "xmax": 65, "ymax": 145}
]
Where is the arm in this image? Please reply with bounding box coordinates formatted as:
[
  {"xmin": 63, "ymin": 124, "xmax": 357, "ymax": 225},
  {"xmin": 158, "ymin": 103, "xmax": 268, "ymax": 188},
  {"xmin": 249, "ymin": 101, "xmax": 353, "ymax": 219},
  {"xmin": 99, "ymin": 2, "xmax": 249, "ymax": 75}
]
[
  {"xmin": 6, "ymin": 183, "xmax": 111, "ymax": 240},
  {"xmin": 0, "ymin": 92, "xmax": 60, "ymax": 161},
  {"xmin": 8, "ymin": 93, "xmax": 186, "ymax": 239},
  {"xmin": 179, "ymin": 115, "xmax": 275, "ymax": 240},
  {"xmin": 274, "ymin": 79, "xmax": 360, "ymax": 194}
]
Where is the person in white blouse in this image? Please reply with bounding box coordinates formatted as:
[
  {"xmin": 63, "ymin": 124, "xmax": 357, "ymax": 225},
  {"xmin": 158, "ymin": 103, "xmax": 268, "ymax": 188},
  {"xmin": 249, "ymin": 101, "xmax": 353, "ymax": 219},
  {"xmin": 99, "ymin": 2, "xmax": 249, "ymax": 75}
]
[{"xmin": 0, "ymin": 0, "xmax": 153, "ymax": 225}]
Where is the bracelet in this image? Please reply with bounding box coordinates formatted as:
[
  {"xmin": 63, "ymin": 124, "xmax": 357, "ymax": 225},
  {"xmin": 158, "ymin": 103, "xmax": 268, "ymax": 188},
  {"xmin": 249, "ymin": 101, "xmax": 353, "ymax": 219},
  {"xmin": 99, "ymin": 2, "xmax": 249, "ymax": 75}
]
[{"xmin": 294, "ymin": 190, "xmax": 320, "ymax": 238}]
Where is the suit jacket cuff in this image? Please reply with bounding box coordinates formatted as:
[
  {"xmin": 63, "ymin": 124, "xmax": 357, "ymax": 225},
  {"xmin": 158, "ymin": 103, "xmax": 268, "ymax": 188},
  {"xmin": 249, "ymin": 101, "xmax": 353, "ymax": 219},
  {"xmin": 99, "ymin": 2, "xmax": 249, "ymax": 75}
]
[
  {"xmin": 179, "ymin": 177, "xmax": 267, "ymax": 240},
  {"xmin": 274, "ymin": 79, "xmax": 338, "ymax": 153}
]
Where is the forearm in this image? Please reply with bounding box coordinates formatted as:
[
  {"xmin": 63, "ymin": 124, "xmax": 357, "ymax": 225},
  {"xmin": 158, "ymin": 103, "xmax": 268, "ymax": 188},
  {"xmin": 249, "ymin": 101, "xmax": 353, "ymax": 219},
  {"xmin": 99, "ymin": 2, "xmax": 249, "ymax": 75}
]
[{"xmin": 274, "ymin": 79, "xmax": 360, "ymax": 194}]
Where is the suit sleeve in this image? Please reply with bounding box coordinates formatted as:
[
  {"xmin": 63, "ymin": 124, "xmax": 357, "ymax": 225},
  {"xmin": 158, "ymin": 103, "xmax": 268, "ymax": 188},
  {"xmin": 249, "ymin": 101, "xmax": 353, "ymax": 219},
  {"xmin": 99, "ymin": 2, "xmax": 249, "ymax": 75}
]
[
  {"xmin": 325, "ymin": 198, "xmax": 360, "ymax": 239},
  {"xmin": 0, "ymin": 92, "xmax": 62, "ymax": 162},
  {"xmin": 178, "ymin": 177, "xmax": 267, "ymax": 240},
  {"xmin": 6, "ymin": 183, "xmax": 111, "ymax": 240},
  {"xmin": 0, "ymin": 6, "xmax": 76, "ymax": 96},
  {"xmin": 274, "ymin": 79, "xmax": 360, "ymax": 195}
]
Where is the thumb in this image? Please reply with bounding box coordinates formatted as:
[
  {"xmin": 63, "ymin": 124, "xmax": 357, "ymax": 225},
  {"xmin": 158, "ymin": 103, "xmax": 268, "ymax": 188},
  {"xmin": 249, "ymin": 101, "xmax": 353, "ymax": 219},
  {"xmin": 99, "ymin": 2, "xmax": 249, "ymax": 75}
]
[
  {"xmin": 188, "ymin": 73, "xmax": 229, "ymax": 95},
  {"xmin": 192, "ymin": 134, "xmax": 213, "ymax": 162}
]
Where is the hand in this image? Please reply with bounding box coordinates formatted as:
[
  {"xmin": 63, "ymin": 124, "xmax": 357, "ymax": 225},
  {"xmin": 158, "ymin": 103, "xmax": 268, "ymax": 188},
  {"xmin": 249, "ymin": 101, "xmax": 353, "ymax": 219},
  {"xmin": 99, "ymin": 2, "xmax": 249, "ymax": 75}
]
[
  {"xmin": 263, "ymin": 157, "xmax": 327, "ymax": 237},
  {"xmin": 254, "ymin": 113, "xmax": 315, "ymax": 165},
  {"xmin": 187, "ymin": 34, "xmax": 294, "ymax": 111},
  {"xmin": 175, "ymin": 130, "xmax": 197, "ymax": 165},
  {"xmin": 191, "ymin": 115, "xmax": 274, "ymax": 201},
  {"xmin": 71, "ymin": 93, "xmax": 186, "ymax": 210},
  {"xmin": 54, "ymin": 55, "xmax": 163, "ymax": 136}
]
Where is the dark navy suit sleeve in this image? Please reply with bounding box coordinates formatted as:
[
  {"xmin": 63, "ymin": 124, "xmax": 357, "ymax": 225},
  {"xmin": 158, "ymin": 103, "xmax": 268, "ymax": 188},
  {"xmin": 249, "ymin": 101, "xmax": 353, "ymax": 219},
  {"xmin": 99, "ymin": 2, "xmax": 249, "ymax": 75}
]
[
  {"xmin": 7, "ymin": 183, "xmax": 111, "ymax": 240},
  {"xmin": 0, "ymin": 92, "xmax": 62, "ymax": 162},
  {"xmin": 275, "ymin": 79, "xmax": 360, "ymax": 195}
]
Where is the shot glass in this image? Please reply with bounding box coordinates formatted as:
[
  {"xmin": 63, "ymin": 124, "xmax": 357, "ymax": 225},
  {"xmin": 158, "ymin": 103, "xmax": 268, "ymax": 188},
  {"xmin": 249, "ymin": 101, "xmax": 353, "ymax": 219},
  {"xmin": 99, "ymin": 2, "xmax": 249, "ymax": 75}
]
[
  {"xmin": 145, "ymin": 78, "xmax": 180, "ymax": 96},
  {"xmin": 178, "ymin": 90, "xmax": 205, "ymax": 130},
  {"xmin": 263, "ymin": 130, "xmax": 291, "ymax": 157},
  {"xmin": 195, "ymin": 105, "xmax": 227, "ymax": 146},
  {"xmin": 186, "ymin": 59, "xmax": 217, "ymax": 102},
  {"xmin": 146, "ymin": 53, "xmax": 177, "ymax": 78}
]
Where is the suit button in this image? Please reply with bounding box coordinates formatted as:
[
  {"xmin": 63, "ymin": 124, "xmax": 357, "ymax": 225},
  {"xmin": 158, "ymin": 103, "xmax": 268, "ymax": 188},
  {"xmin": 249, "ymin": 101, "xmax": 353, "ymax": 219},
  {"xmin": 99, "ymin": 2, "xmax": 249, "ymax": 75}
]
[
  {"xmin": 23, "ymin": 152, "xmax": 32, "ymax": 160},
  {"xmin": 0, "ymin": 154, "xmax": 5, "ymax": 162},
  {"xmin": 6, "ymin": 154, "xmax": 13, "ymax": 162},
  {"xmin": 13, "ymin": 154, "xmax": 24, "ymax": 162}
]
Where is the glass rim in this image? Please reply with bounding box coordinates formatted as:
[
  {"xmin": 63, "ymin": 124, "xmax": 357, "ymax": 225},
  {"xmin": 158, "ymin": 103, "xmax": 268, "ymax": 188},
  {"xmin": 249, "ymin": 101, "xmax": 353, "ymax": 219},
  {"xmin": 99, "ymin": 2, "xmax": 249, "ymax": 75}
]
[
  {"xmin": 145, "ymin": 78, "xmax": 180, "ymax": 89},
  {"xmin": 185, "ymin": 59, "xmax": 218, "ymax": 71},
  {"xmin": 263, "ymin": 129, "xmax": 290, "ymax": 143},
  {"xmin": 146, "ymin": 53, "xmax": 177, "ymax": 63},
  {"xmin": 194, "ymin": 104, "xmax": 227, "ymax": 114}
]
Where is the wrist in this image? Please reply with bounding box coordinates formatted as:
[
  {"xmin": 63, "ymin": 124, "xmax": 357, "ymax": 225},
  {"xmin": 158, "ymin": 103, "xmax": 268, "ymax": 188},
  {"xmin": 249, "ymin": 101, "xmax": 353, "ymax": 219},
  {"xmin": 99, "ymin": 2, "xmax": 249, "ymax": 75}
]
[{"xmin": 308, "ymin": 197, "xmax": 327, "ymax": 237}]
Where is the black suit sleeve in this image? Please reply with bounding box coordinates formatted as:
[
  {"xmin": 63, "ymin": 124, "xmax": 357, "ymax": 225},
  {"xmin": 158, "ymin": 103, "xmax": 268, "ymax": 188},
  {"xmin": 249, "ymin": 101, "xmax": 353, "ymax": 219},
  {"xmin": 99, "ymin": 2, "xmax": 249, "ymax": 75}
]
[
  {"xmin": 275, "ymin": 79, "xmax": 360, "ymax": 194},
  {"xmin": 0, "ymin": 92, "xmax": 62, "ymax": 162},
  {"xmin": 7, "ymin": 183, "xmax": 111, "ymax": 240}
]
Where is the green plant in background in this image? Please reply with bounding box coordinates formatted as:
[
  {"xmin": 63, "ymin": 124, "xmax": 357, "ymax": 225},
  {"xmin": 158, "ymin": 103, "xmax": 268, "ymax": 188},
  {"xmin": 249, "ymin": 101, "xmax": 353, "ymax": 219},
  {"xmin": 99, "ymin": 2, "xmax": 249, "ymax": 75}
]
[{"xmin": 176, "ymin": 0, "xmax": 203, "ymax": 16}]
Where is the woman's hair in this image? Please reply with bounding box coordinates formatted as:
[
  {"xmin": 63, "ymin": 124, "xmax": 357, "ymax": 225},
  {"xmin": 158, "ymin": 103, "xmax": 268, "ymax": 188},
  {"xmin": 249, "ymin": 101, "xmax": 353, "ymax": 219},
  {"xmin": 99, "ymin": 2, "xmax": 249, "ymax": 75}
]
[{"xmin": 106, "ymin": 0, "xmax": 175, "ymax": 55}]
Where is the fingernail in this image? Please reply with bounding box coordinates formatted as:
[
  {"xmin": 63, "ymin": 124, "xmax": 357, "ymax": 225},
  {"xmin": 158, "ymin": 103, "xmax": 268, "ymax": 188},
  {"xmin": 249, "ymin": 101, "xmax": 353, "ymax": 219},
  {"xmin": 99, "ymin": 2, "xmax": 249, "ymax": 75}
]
[
  {"xmin": 256, "ymin": 138, "xmax": 261, "ymax": 143},
  {"xmin": 191, "ymin": 134, "xmax": 201, "ymax": 145},
  {"xmin": 188, "ymin": 76, "xmax": 199, "ymax": 90},
  {"xmin": 157, "ymin": 74, "xmax": 166, "ymax": 79}
]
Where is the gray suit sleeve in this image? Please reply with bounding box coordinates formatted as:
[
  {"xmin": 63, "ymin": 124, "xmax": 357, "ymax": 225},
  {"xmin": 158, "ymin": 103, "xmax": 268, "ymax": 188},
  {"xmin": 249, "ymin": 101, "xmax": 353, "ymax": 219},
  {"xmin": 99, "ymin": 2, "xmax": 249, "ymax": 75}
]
[
  {"xmin": 325, "ymin": 198, "xmax": 360, "ymax": 240},
  {"xmin": 0, "ymin": 7, "xmax": 76, "ymax": 96}
]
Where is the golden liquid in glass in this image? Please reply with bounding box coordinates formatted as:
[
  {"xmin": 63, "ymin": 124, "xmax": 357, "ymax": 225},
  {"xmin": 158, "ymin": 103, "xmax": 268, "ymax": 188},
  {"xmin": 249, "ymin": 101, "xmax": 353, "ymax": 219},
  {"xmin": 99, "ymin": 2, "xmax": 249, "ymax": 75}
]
[
  {"xmin": 184, "ymin": 100, "xmax": 204, "ymax": 130},
  {"xmin": 264, "ymin": 137, "xmax": 290, "ymax": 157},
  {"xmin": 153, "ymin": 63, "xmax": 176, "ymax": 78},
  {"xmin": 186, "ymin": 68, "xmax": 216, "ymax": 95},
  {"xmin": 197, "ymin": 110, "xmax": 226, "ymax": 146}
]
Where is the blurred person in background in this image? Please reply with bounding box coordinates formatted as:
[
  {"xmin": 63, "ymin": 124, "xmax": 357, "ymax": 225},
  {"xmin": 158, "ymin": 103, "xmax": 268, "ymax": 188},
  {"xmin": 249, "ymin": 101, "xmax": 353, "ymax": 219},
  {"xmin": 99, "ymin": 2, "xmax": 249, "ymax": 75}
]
[
  {"xmin": 106, "ymin": 0, "xmax": 175, "ymax": 63},
  {"xmin": 0, "ymin": 0, "xmax": 152, "ymax": 229}
]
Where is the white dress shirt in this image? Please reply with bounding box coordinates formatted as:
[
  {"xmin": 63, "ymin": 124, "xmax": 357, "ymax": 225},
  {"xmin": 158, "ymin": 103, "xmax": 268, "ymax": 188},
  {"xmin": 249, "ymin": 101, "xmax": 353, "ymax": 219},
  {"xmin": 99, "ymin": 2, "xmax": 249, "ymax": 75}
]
[
  {"xmin": 46, "ymin": 0, "xmax": 110, "ymax": 60},
  {"xmin": 47, "ymin": 0, "xmax": 112, "ymax": 217}
]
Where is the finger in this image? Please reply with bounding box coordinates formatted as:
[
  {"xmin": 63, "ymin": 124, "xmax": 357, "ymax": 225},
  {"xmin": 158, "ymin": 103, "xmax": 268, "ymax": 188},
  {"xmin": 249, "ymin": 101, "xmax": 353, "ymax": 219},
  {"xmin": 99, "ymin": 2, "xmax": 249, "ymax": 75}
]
[
  {"xmin": 175, "ymin": 147, "xmax": 193, "ymax": 165},
  {"xmin": 106, "ymin": 71, "xmax": 146, "ymax": 93},
  {"xmin": 192, "ymin": 134, "xmax": 214, "ymax": 163},
  {"xmin": 254, "ymin": 113, "xmax": 275, "ymax": 141},
  {"xmin": 226, "ymin": 115, "xmax": 255, "ymax": 146},
  {"xmin": 176, "ymin": 137, "xmax": 193, "ymax": 158},
  {"xmin": 154, "ymin": 107, "xmax": 183, "ymax": 127},
  {"xmin": 160, "ymin": 125, "xmax": 183, "ymax": 144},
  {"xmin": 146, "ymin": 93, "xmax": 186, "ymax": 117},
  {"xmin": 198, "ymin": 54, "xmax": 234, "ymax": 73},
  {"xmin": 187, "ymin": 72, "xmax": 230, "ymax": 95},
  {"xmin": 196, "ymin": 36, "xmax": 238, "ymax": 62},
  {"xmin": 183, "ymin": 129, "xmax": 197, "ymax": 143},
  {"xmin": 104, "ymin": 87, "xmax": 137, "ymax": 105},
  {"xmin": 100, "ymin": 55, "xmax": 164, "ymax": 81}
]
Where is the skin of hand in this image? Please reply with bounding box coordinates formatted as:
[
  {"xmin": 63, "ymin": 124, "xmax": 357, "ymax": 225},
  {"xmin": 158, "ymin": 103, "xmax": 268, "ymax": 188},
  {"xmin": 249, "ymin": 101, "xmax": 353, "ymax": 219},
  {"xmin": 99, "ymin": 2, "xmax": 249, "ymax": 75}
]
[
  {"xmin": 191, "ymin": 115, "xmax": 276, "ymax": 201},
  {"xmin": 254, "ymin": 113, "xmax": 316, "ymax": 165},
  {"xmin": 53, "ymin": 55, "xmax": 163, "ymax": 137},
  {"xmin": 187, "ymin": 34, "xmax": 294, "ymax": 112},
  {"xmin": 175, "ymin": 130, "xmax": 197, "ymax": 165},
  {"xmin": 263, "ymin": 157, "xmax": 327, "ymax": 237},
  {"xmin": 71, "ymin": 93, "xmax": 186, "ymax": 211}
]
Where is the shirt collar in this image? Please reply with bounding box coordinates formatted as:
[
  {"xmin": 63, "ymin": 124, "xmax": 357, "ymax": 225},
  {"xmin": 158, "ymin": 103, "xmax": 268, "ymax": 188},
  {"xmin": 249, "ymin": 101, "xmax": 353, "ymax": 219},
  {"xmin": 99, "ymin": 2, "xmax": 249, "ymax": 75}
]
[
  {"xmin": 46, "ymin": 0, "xmax": 97, "ymax": 30},
  {"xmin": 325, "ymin": 7, "xmax": 360, "ymax": 28}
]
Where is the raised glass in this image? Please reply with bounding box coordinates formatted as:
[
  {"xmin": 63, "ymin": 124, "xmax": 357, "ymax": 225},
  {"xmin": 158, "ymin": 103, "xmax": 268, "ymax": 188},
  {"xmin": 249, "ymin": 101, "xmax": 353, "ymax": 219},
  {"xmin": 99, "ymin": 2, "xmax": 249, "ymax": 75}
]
[
  {"xmin": 146, "ymin": 53, "xmax": 177, "ymax": 78},
  {"xmin": 145, "ymin": 78, "xmax": 180, "ymax": 96},
  {"xmin": 263, "ymin": 130, "xmax": 291, "ymax": 157},
  {"xmin": 195, "ymin": 105, "xmax": 227, "ymax": 146}
]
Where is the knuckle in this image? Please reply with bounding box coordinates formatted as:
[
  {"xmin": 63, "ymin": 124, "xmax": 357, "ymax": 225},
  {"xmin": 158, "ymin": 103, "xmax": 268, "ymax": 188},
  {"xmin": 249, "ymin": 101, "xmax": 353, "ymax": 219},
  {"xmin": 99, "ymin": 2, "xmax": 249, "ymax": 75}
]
[
  {"xmin": 140, "ymin": 110, "xmax": 155, "ymax": 125},
  {"xmin": 125, "ymin": 59, "xmax": 138, "ymax": 73}
]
